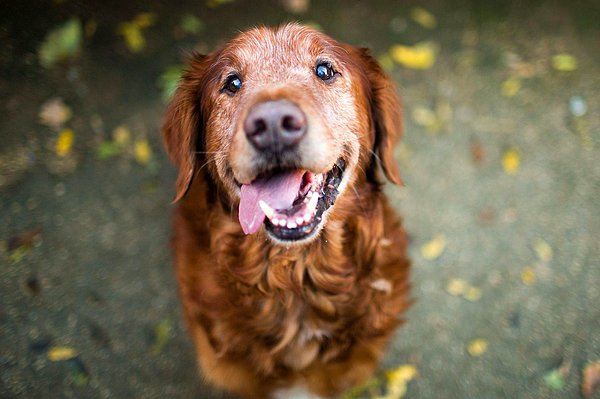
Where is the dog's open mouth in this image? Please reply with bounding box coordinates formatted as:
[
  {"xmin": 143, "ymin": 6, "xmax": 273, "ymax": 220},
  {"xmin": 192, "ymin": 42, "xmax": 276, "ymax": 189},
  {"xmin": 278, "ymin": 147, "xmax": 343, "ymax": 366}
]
[{"xmin": 238, "ymin": 159, "xmax": 346, "ymax": 241}]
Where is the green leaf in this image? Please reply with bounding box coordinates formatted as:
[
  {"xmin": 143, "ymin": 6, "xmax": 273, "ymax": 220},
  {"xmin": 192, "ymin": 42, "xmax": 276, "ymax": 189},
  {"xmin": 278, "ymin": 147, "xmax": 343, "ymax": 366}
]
[
  {"xmin": 158, "ymin": 65, "xmax": 185, "ymax": 102},
  {"xmin": 38, "ymin": 18, "xmax": 82, "ymax": 68}
]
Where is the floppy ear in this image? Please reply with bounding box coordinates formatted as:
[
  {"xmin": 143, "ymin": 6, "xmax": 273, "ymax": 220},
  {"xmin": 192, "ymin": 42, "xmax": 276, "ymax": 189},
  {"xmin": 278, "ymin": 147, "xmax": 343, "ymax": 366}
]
[
  {"xmin": 359, "ymin": 49, "xmax": 403, "ymax": 185},
  {"xmin": 162, "ymin": 54, "xmax": 207, "ymax": 202}
]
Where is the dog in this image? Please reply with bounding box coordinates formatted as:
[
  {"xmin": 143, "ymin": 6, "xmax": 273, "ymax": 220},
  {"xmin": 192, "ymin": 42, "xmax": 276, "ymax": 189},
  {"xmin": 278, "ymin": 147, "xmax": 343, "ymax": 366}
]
[{"xmin": 162, "ymin": 23, "xmax": 411, "ymax": 399}]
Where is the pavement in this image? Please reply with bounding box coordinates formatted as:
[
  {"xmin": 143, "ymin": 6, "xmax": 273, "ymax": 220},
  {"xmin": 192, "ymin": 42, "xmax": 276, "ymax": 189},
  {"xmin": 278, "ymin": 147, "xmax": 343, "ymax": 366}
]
[{"xmin": 1, "ymin": 1, "xmax": 599, "ymax": 398}]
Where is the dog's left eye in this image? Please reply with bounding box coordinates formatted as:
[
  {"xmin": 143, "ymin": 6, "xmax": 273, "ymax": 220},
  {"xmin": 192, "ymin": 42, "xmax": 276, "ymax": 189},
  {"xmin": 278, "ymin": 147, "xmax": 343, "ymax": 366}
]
[
  {"xmin": 315, "ymin": 62, "xmax": 337, "ymax": 82},
  {"xmin": 223, "ymin": 74, "xmax": 242, "ymax": 95}
]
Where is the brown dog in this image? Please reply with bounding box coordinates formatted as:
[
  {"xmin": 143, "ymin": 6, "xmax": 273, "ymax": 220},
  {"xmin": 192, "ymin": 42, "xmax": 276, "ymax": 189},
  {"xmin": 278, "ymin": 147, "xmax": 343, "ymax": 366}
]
[{"xmin": 162, "ymin": 23, "xmax": 410, "ymax": 399}]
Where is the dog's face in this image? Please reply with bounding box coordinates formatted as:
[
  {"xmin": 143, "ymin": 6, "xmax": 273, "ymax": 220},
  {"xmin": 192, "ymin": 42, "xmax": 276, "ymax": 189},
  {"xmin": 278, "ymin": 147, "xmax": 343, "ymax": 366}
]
[{"xmin": 163, "ymin": 24, "xmax": 402, "ymax": 244}]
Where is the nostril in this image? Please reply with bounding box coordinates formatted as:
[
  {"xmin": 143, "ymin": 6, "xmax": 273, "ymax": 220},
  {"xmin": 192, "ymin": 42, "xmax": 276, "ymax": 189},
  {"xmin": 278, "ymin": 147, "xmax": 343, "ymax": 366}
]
[
  {"xmin": 252, "ymin": 119, "xmax": 267, "ymax": 136},
  {"xmin": 281, "ymin": 115, "xmax": 303, "ymax": 132}
]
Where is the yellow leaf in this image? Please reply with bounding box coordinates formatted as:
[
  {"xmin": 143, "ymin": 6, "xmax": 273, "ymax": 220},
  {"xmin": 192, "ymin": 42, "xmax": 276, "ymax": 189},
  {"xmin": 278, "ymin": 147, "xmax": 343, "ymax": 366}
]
[
  {"xmin": 552, "ymin": 53, "xmax": 577, "ymax": 72},
  {"xmin": 390, "ymin": 42, "xmax": 437, "ymax": 69},
  {"xmin": 134, "ymin": 139, "xmax": 152, "ymax": 165},
  {"xmin": 501, "ymin": 77, "xmax": 521, "ymax": 97},
  {"xmin": 421, "ymin": 234, "xmax": 446, "ymax": 260},
  {"xmin": 133, "ymin": 12, "xmax": 156, "ymax": 29},
  {"xmin": 446, "ymin": 278, "xmax": 467, "ymax": 296},
  {"xmin": 112, "ymin": 125, "xmax": 131, "ymax": 146},
  {"xmin": 55, "ymin": 128, "xmax": 74, "ymax": 157},
  {"xmin": 502, "ymin": 148, "xmax": 520, "ymax": 174},
  {"xmin": 521, "ymin": 266, "xmax": 536, "ymax": 285},
  {"xmin": 386, "ymin": 364, "xmax": 418, "ymax": 382},
  {"xmin": 411, "ymin": 106, "xmax": 438, "ymax": 131},
  {"xmin": 118, "ymin": 23, "xmax": 145, "ymax": 53},
  {"xmin": 534, "ymin": 239, "xmax": 553, "ymax": 262},
  {"xmin": 48, "ymin": 346, "xmax": 77, "ymax": 361},
  {"xmin": 467, "ymin": 339, "xmax": 488, "ymax": 356},
  {"xmin": 464, "ymin": 286, "xmax": 482, "ymax": 302},
  {"xmin": 410, "ymin": 7, "xmax": 437, "ymax": 29}
]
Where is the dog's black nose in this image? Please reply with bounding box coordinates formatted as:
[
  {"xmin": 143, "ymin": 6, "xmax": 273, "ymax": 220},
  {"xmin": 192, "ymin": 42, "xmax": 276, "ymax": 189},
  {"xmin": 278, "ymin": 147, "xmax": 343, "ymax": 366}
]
[{"xmin": 244, "ymin": 100, "xmax": 307, "ymax": 152}]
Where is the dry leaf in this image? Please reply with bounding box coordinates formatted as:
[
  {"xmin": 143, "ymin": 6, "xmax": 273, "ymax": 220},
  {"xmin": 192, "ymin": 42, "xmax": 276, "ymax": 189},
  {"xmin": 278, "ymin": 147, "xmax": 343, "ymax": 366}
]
[
  {"xmin": 552, "ymin": 53, "xmax": 577, "ymax": 72},
  {"xmin": 117, "ymin": 13, "xmax": 156, "ymax": 53},
  {"xmin": 521, "ymin": 266, "xmax": 536, "ymax": 285},
  {"xmin": 501, "ymin": 77, "xmax": 521, "ymax": 97},
  {"xmin": 446, "ymin": 278, "xmax": 468, "ymax": 296},
  {"xmin": 134, "ymin": 139, "xmax": 152, "ymax": 165},
  {"xmin": 534, "ymin": 239, "xmax": 553, "ymax": 262},
  {"xmin": 421, "ymin": 234, "xmax": 446, "ymax": 260},
  {"xmin": 48, "ymin": 346, "xmax": 77, "ymax": 361},
  {"xmin": 39, "ymin": 98, "xmax": 72, "ymax": 129},
  {"xmin": 376, "ymin": 364, "xmax": 418, "ymax": 399},
  {"xmin": 467, "ymin": 339, "xmax": 488, "ymax": 356},
  {"xmin": 55, "ymin": 128, "xmax": 74, "ymax": 157},
  {"xmin": 410, "ymin": 7, "xmax": 437, "ymax": 29},
  {"xmin": 582, "ymin": 361, "xmax": 600, "ymax": 398},
  {"xmin": 464, "ymin": 286, "xmax": 482, "ymax": 302},
  {"xmin": 502, "ymin": 147, "xmax": 520, "ymax": 174},
  {"xmin": 390, "ymin": 42, "xmax": 437, "ymax": 69}
]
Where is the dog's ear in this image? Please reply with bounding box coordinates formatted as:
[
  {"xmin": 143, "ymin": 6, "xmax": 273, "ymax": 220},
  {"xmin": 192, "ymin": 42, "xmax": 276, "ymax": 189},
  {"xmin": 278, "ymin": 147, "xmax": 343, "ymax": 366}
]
[
  {"xmin": 358, "ymin": 48, "xmax": 403, "ymax": 185},
  {"xmin": 162, "ymin": 54, "xmax": 208, "ymax": 202}
]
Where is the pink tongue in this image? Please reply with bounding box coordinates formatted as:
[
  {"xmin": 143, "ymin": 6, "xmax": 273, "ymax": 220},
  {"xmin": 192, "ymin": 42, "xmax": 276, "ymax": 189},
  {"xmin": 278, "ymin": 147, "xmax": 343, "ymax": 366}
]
[{"xmin": 239, "ymin": 170, "xmax": 305, "ymax": 234}]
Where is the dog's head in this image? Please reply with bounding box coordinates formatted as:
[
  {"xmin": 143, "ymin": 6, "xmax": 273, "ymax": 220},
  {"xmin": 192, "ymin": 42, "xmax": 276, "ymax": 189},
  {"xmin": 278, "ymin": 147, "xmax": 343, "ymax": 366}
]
[{"xmin": 163, "ymin": 23, "xmax": 402, "ymax": 244}]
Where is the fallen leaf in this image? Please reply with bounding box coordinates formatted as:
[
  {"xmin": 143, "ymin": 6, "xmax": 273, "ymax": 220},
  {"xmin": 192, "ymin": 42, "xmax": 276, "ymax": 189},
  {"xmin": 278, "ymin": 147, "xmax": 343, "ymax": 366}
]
[
  {"xmin": 117, "ymin": 13, "xmax": 156, "ymax": 53},
  {"xmin": 544, "ymin": 368, "xmax": 567, "ymax": 390},
  {"xmin": 7, "ymin": 228, "xmax": 42, "ymax": 251},
  {"xmin": 502, "ymin": 147, "xmax": 520, "ymax": 174},
  {"xmin": 410, "ymin": 7, "xmax": 437, "ymax": 29},
  {"xmin": 55, "ymin": 128, "xmax": 74, "ymax": 157},
  {"xmin": 446, "ymin": 278, "xmax": 468, "ymax": 296},
  {"xmin": 39, "ymin": 98, "xmax": 72, "ymax": 129},
  {"xmin": 180, "ymin": 14, "xmax": 204, "ymax": 35},
  {"xmin": 467, "ymin": 339, "xmax": 488, "ymax": 356},
  {"xmin": 48, "ymin": 346, "xmax": 77, "ymax": 361},
  {"xmin": 134, "ymin": 139, "xmax": 152, "ymax": 165},
  {"xmin": 582, "ymin": 361, "xmax": 600, "ymax": 398},
  {"xmin": 552, "ymin": 53, "xmax": 577, "ymax": 72},
  {"xmin": 501, "ymin": 77, "xmax": 521, "ymax": 97},
  {"xmin": 375, "ymin": 364, "xmax": 418, "ymax": 399},
  {"xmin": 421, "ymin": 234, "xmax": 446, "ymax": 260},
  {"xmin": 158, "ymin": 65, "xmax": 185, "ymax": 102},
  {"xmin": 534, "ymin": 239, "xmax": 553, "ymax": 263},
  {"xmin": 411, "ymin": 106, "xmax": 437, "ymax": 131},
  {"xmin": 464, "ymin": 286, "xmax": 482, "ymax": 302},
  {"xmin": 151, "ymin": 319, "xmax": 173, "ymax": 355},
  {"xmin": 390, "ymin": 42, "xmax": 437, "ymax": 69},
  {"xmin": 521, "ymin": 266, "xmax": 536, "ymax": 285},
  {"xmin": 38, "ymin": 18, "xmax": 82, "ymax": 68},
  {"xmin": 112, "ymin": 125, "xmax": 131, "ymax": 146}
]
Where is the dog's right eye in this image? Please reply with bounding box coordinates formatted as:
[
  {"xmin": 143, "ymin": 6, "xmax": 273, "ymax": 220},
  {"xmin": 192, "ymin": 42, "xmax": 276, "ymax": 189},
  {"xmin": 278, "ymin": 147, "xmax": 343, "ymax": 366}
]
[{"xmin": 223, "ymin": 74, "xmax": 242, "ymax": 95}]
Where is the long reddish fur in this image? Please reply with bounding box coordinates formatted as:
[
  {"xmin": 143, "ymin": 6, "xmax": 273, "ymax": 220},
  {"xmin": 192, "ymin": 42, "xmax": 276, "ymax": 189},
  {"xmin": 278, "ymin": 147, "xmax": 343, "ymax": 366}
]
[{"xmin": 163, "ymin": 24, "xmax": 411, "ymax": 399}]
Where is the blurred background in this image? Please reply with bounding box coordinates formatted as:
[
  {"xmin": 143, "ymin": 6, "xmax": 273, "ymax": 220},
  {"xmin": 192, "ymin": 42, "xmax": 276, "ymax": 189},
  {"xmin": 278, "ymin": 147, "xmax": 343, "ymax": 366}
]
[{"xmin": 1, "ymin": 0, "xmax": 599, "ymax": 398}]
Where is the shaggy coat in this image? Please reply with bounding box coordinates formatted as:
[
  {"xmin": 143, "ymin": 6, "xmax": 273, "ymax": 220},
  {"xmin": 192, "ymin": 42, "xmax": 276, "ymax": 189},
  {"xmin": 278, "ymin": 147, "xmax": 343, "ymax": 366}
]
[{"xmin": 162, "ymin": 24, "xmax": 411, "ymax": 399}]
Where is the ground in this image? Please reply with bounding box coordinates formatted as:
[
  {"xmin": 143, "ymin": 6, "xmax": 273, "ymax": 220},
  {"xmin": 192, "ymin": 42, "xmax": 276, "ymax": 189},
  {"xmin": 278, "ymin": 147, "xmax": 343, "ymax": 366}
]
[{"xmin": 1, "ymin": 0, "xmax": 599, "ymax": 398}]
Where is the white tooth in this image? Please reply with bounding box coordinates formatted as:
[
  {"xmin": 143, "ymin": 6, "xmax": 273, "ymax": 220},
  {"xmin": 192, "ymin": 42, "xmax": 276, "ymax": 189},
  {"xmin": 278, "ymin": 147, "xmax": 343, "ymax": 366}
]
[
  {"xmin": 303, "ymin": 213, "xmax": 311, "ymax": 222},
  {"xmin": 307, "ymin": 192, "xmax": 318, "ymax": 214},
  {"xmin": 278, "ymin": 218, "xmax": 287, "ymax": 227},
  {"xmin": 307, "ymin": 191, "xmax": 313, "ymax": 198},
  {"xmin": 272, "ymin": 218, "xmax": 279, "ymax": 225},
  {"xmin": 296, "ymin": 217, "xmax": 304, "ymax": 225},
  {"xmin": 258, "ymin": 200, "xmax": 275, "ymax": 219},
  {"xmin": 287, "ymin": 221, "xmax": 297, "ymax": 229}
]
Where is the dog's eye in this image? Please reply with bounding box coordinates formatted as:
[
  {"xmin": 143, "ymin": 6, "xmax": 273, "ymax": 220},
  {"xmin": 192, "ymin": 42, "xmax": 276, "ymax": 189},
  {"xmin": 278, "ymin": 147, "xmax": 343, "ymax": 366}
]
[
  {"xmin": 223, "ymin": 74, "xmax": 242, "ymax": 94},
  {"xmin": 315, "ymin": 62, "xmax": 337, "ymax": 82}
]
